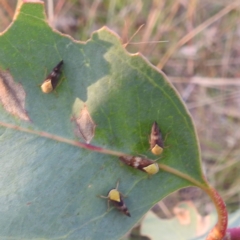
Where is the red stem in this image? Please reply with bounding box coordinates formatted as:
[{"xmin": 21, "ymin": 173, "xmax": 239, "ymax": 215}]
[{"xmin": 205, "ymin": 186, "xmax": 228, "ymax": 240}]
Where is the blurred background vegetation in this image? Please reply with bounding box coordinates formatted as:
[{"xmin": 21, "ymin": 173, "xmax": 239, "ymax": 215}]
[{"xmin": 1, "ymin": 0, "xmax": 239, "ymax": 239}]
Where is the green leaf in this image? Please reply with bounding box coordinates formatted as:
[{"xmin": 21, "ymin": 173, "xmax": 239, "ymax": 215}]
[{"xmin": 0, "ymin": 1, "xmax": 205, "ymax": 239}]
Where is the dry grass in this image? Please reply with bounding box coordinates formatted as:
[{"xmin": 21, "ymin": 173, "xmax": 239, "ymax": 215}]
[{"xmin": 1, "ymin": 0, "xmax": 240, "ymax": 233}]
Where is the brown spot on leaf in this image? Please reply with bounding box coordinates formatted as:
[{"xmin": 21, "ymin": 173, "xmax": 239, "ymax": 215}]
[
  {"xmin": 73, "ymin": 104, "xmax": 96, "ymax": 143},
  {"xmin": 0, "ymin": 69, "xmax": 30, "ymax": 121}
]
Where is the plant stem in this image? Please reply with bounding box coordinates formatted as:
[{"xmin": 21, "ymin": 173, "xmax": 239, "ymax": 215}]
[
  {"xmin": 0, "ymin": 121, "xmax": 130, "ymax": 157},
  {"xmin": 205, "ymin": 186, "xmax": 228, "ymax": 240}
]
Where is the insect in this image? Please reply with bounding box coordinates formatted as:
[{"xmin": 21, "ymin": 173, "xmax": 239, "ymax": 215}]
[
  {"xmin": 150, "ymin": 121, "xmax": 164, "ymax": 155},
  {"xmin": 119, "ymin": 155, "xmax": 159, "ymax": 175},
  {"xmin": 41, "ymin": 60, "xmax": 64, "ymax": 93},
  {"xmin": 99, "ymin": 181, "xmax": 131, "ymax": 217}
]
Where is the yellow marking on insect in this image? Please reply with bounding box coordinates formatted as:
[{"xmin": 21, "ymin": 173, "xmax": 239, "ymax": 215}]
[
  {"xmin": 41, "ymin": 79, "xmax": 53, "ymax": 93},
  {"xmin": 108, "ymin": 189, "xmax": 121, "ymax": 202},
  {"xmin": 143, "ymin": 162, "xmax": 159, "ymax": 175},
  {"xmin": 151, "ymin": 144, "xmax": 163, "ymax": 155}
]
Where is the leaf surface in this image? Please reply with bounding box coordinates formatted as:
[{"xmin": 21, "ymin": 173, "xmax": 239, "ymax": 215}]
[{"xmin": 0, "ymin": 1, "xmax": 205, "ymax": 239}]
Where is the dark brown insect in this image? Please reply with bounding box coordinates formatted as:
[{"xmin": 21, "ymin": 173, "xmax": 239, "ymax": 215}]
[
  {"xmin": 150, "ymin": 121, "xmax": 164, "ymax": 155},
  {"xmin": 99, "ymin": 181, "xmax": 130, "ymax": 217},
  {"xmin": 119, "ymin": 155, "xmax": 159, "ymax": 175},
  {"xmin": 41, "ymin": 60, "xmax": 63, "ymax": 93}
]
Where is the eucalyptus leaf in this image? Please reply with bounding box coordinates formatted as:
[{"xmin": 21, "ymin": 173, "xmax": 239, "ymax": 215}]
[{"xmin": 0, "ymin": 1, "xmax": 205, "ymax": 239}]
